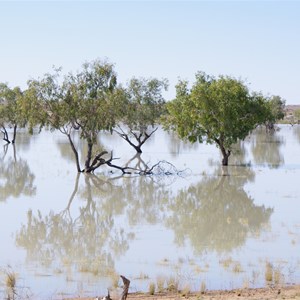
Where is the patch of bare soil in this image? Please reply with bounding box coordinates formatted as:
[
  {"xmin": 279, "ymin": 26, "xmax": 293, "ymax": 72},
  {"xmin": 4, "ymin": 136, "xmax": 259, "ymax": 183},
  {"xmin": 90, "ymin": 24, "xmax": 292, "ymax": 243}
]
[{"xmin": 65, "ymin": 284, "xmax": 300, "ymax": 300}]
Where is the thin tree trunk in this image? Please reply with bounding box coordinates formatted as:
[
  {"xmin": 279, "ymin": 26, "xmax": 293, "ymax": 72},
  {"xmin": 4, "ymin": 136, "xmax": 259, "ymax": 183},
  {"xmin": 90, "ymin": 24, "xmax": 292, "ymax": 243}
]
[
  {"xmin": 67, "ymin": 134, "xmax": 82, "ymax": 172},
  {"xmin": 12, "ymin": 124, "xmax": 17, "ymax": 144}
]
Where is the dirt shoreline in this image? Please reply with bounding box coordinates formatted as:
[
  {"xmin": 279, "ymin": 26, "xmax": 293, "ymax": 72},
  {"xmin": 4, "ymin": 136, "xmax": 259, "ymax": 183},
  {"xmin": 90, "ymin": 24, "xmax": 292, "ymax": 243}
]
[{"xmin": 65, "ymin": 284, "xmax": 300, "ymax": 300}]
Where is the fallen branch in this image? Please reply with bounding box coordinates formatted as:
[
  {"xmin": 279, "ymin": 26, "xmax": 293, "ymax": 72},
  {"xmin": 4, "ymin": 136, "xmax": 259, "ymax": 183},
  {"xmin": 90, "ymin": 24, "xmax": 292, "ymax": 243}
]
[{"xmin": 120, "ymin": 275, "xmax": 130, "ymax": 300}]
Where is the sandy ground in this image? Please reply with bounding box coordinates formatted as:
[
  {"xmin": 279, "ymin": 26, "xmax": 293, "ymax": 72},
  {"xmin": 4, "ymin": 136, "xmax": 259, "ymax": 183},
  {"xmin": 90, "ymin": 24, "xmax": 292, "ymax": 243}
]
[{"xmin": 65, "ymin": 284, "xmax": 300, "ymax": 300}]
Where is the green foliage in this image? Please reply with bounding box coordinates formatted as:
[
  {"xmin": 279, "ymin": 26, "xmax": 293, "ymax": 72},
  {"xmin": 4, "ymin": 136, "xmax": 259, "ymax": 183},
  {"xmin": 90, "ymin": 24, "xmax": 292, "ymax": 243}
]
[
  {"xmin": 26, "ymin": 59, "xmax": 121, "ymax": 172},
  {"xmin": 264, "ymin": 95, "xmax": 286, "ymax": 130},
  {"xmin": 163, "ymin": 72, "xmax": 271, "ymax": 165},
  {"xmin": 0, "ymin": 83, "xmax": 21, "ymax": 123},
  {"xmin": 27, "ymin": 60, "xmax": 119, "ymax": 139},
  {"xmin": 121, "ymin": 77, "xmax": 168, "ymax": 130},
  {"xmin": 115, "ymin": 77, "xmax": 168, "ymax": 153},
  {"xmin": 0, "ymin": 83, "xmax": 26, "ymax": 142}
]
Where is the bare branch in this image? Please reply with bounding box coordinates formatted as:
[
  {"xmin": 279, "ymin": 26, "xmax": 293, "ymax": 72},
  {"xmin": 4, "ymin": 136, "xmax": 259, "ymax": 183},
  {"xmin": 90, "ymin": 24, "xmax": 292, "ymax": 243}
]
[{"xmin": 120, "ymin": 275, "xmax": 130, "ymax": 300}]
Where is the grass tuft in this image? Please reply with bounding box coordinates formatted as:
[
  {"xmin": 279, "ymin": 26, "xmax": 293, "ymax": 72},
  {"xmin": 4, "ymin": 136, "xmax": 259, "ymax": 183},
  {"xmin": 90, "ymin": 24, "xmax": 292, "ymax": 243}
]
[
  {"xmin": 265, "ymin": 262, "xmax": 273, "ymax": 282},
  {"xmin": 156, "ymin": 276, "xmax": 165, "ymax": 293},
  {"xmin": 148, "ymin": 282, "xmax": 155, "ymax": 295}
]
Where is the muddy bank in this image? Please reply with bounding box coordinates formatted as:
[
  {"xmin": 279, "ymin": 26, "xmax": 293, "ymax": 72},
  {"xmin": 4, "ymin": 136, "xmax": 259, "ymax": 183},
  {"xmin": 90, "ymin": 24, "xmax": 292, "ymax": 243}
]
[{"xmin": 65, "ymin": 284, "xmax": 300, "ymax": 300}]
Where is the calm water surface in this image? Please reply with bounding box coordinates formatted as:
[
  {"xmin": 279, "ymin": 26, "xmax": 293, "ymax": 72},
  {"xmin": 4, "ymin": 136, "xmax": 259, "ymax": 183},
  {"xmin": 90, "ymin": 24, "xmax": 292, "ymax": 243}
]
[{"xmin": 0, "ymin": 125, "xmax": 300, "ymax": 299}]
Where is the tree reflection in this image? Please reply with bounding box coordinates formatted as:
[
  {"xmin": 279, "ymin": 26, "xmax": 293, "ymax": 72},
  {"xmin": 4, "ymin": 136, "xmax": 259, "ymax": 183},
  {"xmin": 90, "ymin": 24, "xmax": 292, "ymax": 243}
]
[
  {"xmin": 15, "ymin": 162, "xmax": 273, "ymax": 275},
  {"xmin": 0, "ymin": 144, "xmax": 36, "ymax": 201},
  {"xmin": 250, "ymin": 127, "xmax": 284, "ymax": 168},
  {"xmin": 121, "ymin": 175, "xmax": 170, "ymax": 225},
  {"xmin": 15, "ymin": 174, "xmax": 133, "ymax": 275},
  {"xmin": 165, "ymin": 166, "xmax": 273, "ymax": 253},
  {"xmin": 165, "ymin": 131, "xmax": 199, "ymax": 158},
  {"xmin": 293, "ymin": 125, "xmax": 300, "ymax": 144}
]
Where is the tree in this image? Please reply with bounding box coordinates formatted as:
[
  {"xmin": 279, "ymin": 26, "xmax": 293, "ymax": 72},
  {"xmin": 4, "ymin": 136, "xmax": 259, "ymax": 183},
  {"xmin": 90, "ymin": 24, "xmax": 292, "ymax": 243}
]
[
  {"xmin": 26, "ymin": 59, "xmax": 122, "ymax": 173},
  {"xmin": 163, "ymin": 72, "xmax": 270, "ymax": 166},
  {"xmin": 264, "ymin": 95, "xmax": 285, "ymax": 132},
  {"xmin": 114, "ymin": 77, "xmax": 168, "ymax": 153},
  {"xmin": 0, "ymin": 83, "xmax": 25, "ymax": 143}
]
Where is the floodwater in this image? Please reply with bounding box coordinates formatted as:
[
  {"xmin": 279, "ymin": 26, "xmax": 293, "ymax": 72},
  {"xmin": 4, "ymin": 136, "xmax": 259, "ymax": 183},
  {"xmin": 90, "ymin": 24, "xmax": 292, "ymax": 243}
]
[{"xmin": 0, "ymin": 125, "xmax": 300, "ymax": 299}]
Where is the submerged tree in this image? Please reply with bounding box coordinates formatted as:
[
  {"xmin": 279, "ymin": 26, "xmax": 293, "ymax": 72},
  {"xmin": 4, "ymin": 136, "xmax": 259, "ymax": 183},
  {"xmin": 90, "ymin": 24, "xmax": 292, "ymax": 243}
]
[
  {"xmin": 163, "ymin": 72, "xmax": 270, "ymax": 166},
  {"xmin": 264, "ymin": 95, "xmax": 286, "ymax": 132},
  {"xmin": 26, "ymin": 59, "xmax": 122, "ymax": 173},
  {"xmin": 114, "ymin": 77, "xmax": 168, "ymax": 153},
  {"xmin": 0, "ymin": 83, "xmax": 25, "ymax": 143}
]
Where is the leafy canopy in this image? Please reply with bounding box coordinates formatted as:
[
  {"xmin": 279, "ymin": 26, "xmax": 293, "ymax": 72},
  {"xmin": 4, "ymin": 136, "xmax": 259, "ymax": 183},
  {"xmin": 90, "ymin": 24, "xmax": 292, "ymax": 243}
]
[
  {"xmin": 0, "ymin": 83, "xmax": 25, "ymax": 127},
  {"xmin": 164, "ymin": 72, "xmax": 270, "ymax": 164},
  {"xmin": 26, "ymin": 59, "xmax": 122, "ymax": 172},
  {"xmin": 26, "ymin": 60, "xmax": 119, "ymax": 140},
  {"xmin": 121, "ymin": 77, "xmax": 168, "ymax": 131}
]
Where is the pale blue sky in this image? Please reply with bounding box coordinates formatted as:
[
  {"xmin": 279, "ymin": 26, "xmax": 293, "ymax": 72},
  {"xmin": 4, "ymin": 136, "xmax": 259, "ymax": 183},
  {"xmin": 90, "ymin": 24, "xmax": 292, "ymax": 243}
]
[{"xmin": 0, "ymin": 1, "xmax": 299, "ymax": 104}]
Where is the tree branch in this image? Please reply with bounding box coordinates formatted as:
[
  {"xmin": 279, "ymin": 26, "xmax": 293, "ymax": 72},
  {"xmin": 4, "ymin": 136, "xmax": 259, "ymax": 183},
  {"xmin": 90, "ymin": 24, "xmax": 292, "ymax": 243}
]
[{"xmin": 120, "ymin": 275, "xmax": 130, "ymax": 300}]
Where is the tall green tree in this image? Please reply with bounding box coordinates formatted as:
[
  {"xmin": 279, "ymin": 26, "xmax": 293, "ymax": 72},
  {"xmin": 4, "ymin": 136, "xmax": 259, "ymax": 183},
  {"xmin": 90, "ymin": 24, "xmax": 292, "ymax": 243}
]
[
  {"xmin": 27, "ymin": 59, "xmax": 121, "ymax": 173},
  {"xmin": 163, "ymin": 72, "xmax": 270, "ymax": 166},
  {"xmin": 0, "ymin": 83, "xmax": 25, "ymax": 143},
  {"xmin": 114, "ymin": 77, "xmax": 168, "ymax": 153}
]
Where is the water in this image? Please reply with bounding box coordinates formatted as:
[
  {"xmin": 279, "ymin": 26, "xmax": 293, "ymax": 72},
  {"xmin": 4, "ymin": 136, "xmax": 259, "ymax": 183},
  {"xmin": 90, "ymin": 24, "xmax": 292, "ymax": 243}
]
[{"xmin": 0, "ymin": 125, "xmax": 299, "ymax": 299}]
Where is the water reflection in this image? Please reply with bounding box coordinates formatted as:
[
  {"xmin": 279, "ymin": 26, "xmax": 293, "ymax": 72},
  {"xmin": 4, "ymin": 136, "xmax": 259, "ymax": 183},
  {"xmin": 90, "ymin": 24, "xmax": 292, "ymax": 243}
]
[
  {"xmin": 15, "ymin": 174, "xmax": 133, "ymax": 275},
  {"xmin": 15, "ymin": 163, "xmax": 273, "ymax": 275},
  {"xmin": 121, "ymin": 175, "xmax": 170, "ymax": 225},
  {"xmin": 123, "ymin": 153, "xmax": 149, "ymax": 171},
  {"xmin": 0, "ymin": 144, "xmax": 36, "ymax": 201},
  {"xmin": 15, "ymin": 173, "xmax": 171, "ymax": 274},
  {"xmin": 2, "ymin": 126, "xmax": 299, "ymax": 297},
  {"xmin": 293, "ymin": 125, "xmax": 300, "ymax": 144},
  {"xmin": 165, "ymin": 166, "xmax": 273, "ymax": 253},
  {"xmin": 166, "ymin": 131, "xmax": 199, "ymax": 158},
  {"xmin": 250, "ymin": 127, "xmax": 284, "ymax": 168}
]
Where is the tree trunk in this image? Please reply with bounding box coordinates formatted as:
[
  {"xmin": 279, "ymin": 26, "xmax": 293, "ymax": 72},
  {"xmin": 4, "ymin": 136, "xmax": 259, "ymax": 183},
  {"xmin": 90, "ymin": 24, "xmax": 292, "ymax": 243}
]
[
  {"xmin": 222, "ymin": 153, "xmax": 230, "ymax": 166},
  {"xmin": 12, "ymin": 124, "xmax": 17, "ymax": 144},
  {"xmin": 134, "ymin": 145, "xmax": 142, "ymax": 153},
  {"xmin": 67, "ymin": 134, "xmax": 82, "ymax": 172},
  {"xmin": 85, "ymin": 142, "xmax": 93, "ymax": 171},
  {"xmin": 217, "ymin": 140, "xmax": 231, "ymax": 166}
]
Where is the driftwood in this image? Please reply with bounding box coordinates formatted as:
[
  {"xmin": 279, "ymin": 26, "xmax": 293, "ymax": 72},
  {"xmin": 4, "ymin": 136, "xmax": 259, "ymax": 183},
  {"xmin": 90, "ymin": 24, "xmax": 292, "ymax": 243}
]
[
  {"xmin": 120, "ymin": 275, "xmax": 130, "ymax": 300},
  {"xmin": 96, "ymin": 275, "xmax": 130, "ymax": 300}
]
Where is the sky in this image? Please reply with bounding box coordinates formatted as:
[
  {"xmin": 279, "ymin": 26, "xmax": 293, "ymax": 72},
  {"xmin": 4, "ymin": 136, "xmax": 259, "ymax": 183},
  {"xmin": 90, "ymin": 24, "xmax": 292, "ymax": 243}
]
[{"xmin": 0, "ymin": 1, "xmax": 299, "ymax": 104}]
